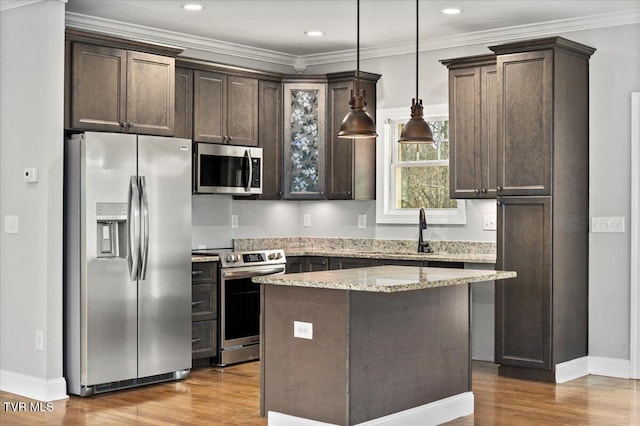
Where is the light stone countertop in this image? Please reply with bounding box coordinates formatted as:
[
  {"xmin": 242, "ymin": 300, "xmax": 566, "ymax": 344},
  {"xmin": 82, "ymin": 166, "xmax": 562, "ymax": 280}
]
[
  {"xmin": 191, "ymin": 255, "xmax": 219, "ymax": 263},
  {"xmin": 283, "ymin": 248, "xmax": 496, "ymax": 264},
  {"xmin": 253, "ymin": 265, "xmax": 516, "ymax": 293}
]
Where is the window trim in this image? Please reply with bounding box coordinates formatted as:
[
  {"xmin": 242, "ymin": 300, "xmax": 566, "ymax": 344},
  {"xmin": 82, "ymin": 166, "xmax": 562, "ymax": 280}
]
[{"xmin": 375, "ymin": 105, "xmax": 466, "ymax": 225}]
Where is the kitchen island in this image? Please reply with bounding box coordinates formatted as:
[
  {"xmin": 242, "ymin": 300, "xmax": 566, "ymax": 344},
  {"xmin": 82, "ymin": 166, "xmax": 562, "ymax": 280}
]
[{"xmin": 254, "ymin": 265, "xmax": 516, "ymax": 426}]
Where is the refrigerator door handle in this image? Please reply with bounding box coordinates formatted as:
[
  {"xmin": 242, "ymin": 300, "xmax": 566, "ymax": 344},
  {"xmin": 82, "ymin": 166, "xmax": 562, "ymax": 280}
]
[
  {"xmin": 127, "ymin": 175, "xmax": 141, "ymax": 281},
  {"xmin": 244, "ymin": 149, "xmax": 252, "ymax": 192},
  {"xmin": 139, "ymin": 176, "xmax": 150, "ymax": 280}
]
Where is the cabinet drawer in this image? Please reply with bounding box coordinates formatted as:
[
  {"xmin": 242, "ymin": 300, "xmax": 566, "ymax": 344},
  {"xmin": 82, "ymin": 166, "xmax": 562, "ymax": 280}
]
[
  {"xmin": 192, "ymin": 262, "xmax": 216, "ymax": 283},
  {"xmin": 192, "ymin": 320, "xmax": 217, "ymax": 359},
  {"xmin": 192, "ymin": 283, "xmax": 216, "ymax": 321}
]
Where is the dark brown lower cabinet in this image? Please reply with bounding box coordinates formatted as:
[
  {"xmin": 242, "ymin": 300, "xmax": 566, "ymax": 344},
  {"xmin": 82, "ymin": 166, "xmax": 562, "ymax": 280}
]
[
  {"xmin": 496, "ymin": 196, "xmax": 587, "ymax": 381},
  {"xmin": 191, "ymin": 262, "xmax": 218, "ymax": 366},
  {"xmin": 285, "ymin": 256, "xmax": 329, "ymax": 273}
]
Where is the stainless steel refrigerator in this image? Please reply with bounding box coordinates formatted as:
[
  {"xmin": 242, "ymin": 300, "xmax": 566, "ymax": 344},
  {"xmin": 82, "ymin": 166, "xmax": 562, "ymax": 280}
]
[{"xmin": 64, "ymin": 132, "xmax": 192, "ymax": 396}]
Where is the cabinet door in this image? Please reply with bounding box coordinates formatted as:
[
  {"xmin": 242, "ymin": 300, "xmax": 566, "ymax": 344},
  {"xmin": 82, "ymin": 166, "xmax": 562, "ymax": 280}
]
[
  {"xmin": 283, "ymin": 83, "xmax": 327, "ymax": 199},
  {"xmin": 285, "ymin": 256, "xmax": 306, "ymax": 273},
  {"xmin": 307, "ymin": 257, "xmax": 329, "ymax": 271},
  {"xmin": 326, "ymin": 79, "xmax": 376, "ymax": 200},
  {"xmin": 448, "ymin": 67, "xmax": 481, "ymax": 199},
  {"xmin": 495, "ymin": 196, "xmax": 552, "ymax": 370},
  {"xmin": 126, "ymin": 51, "xmax": 175, "ymax": 136},
  {"xmin": 258, "ymin": 80, "xmax": 282, "ymax": 199},
  {"xmin": 227, "ymin": 76, "xmax": 259, "ymax": 146},
  {"xmin": 175, "ymin": 67, "xmax": 193, "ymax": 139},
  {"xmin": 480, "ymin": 65, "xmax": 498, "ymax": 198},
  {"xmin": 194, "ymin": 70, "xmax": 226, "ymax": 143},
  {"xmin": 497, "ymin": 50, "xmax": 552, "ymax": 196},
  {"xmin": 329, "ymin": 257, "xmax": 378, "ymax": 270},
  {"xmin": 71, "ymin": 43, "xmax": 127, "ymax": 132}
]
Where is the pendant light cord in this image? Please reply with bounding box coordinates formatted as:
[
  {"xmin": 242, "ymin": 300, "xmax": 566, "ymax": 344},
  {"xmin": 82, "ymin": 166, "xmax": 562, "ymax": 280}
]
[
  {"xmin": 415, "ymin": 0, "xmax": 419, "ymax": 101},
  {"xmin": 356, "ymin": 0, "xmax": 361, "ymax": 96}
]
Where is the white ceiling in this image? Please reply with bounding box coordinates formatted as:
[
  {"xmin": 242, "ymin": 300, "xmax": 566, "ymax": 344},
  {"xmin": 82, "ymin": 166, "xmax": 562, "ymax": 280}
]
[{"xmin": 3, "ymin": 0, "xmax": 639, "ymax": 66}]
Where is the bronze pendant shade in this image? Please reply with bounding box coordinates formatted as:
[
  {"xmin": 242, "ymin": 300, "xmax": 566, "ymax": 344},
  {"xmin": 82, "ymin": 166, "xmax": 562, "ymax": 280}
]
[
  {"xmin": 398, "ymin": 0, "xmax": 434, "ymax": 144},
  {"xmin": 338, "ymin": 0, "xmax": 377, "ymax": 139}
]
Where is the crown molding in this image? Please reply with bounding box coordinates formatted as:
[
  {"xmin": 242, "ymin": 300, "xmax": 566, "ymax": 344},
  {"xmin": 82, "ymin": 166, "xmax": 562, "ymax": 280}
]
[
  {"xmin": 303, "ymin": 9, "xmax": 640, "ymax": 66},
  {"xmin": 1, "ymin": 0, "xmax": 66, "ymax": 13},
  {"xmin": 65, "ymin": 8, "xmax": 640, "ymax": 69},
  {"xmin": 65, "ymin": 12, "xmax": 298, "ymax": 67}
]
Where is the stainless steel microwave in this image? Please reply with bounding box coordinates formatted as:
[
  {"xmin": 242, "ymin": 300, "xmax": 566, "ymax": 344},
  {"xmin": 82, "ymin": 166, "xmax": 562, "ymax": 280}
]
[{"xmin": 194, "ymin": 143, "xmax": 262, "ymax": 195}]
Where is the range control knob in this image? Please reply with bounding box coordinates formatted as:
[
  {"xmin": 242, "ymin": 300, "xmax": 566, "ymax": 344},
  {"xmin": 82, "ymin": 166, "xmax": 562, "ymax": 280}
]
[
  {"xmin": 268, "ymin": 252, "xmax": 281, "ymax": 260},
  {"xmin": 224, "ymin": 254, "xmax": 233, "ymax": 263}
]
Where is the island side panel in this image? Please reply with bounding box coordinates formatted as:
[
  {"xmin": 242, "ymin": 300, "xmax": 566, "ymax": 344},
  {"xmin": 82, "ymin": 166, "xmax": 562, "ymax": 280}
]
[
  {"xmin": 348, "ymin": 284, "xmax": 470, "ymax": 424},
  {"xmin": 262, "ymin": 285, "xmax": 349, "ymax": 425}
]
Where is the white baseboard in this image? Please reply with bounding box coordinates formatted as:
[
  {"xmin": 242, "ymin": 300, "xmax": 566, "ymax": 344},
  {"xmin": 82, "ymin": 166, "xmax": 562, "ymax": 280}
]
[
  {"xmin": 0, "ymin": 370, "xmax": 68, "ymax": 402},
  {"xmin": 555, "ymin": 357, "xmax": 589, "ymax": 383},
  {"xmin": 472, "ymin": 353, "xmax": 495, "ymax": 363},
  {"xmin": 587, "ymin": 356, "xmax": 631, "ymax": 379},
  {"xmin": 268, "ymin": 392, "xmax": 474, "ymax": 426}
]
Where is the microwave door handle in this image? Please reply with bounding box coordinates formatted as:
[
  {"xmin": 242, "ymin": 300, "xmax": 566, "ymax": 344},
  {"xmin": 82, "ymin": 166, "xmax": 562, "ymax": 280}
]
[{"xmin": 245, "ymin": 149, "xmax": 252, "ymax": 192}]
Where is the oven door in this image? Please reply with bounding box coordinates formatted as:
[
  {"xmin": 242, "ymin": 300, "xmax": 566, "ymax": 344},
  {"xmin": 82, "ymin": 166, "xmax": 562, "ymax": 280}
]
[
  {"xmin": 195, "ymin": 143, "xmax": 263, "ymax": 195},
  {"xmin": 219, "ymin": 264, "xmax": 285, "ymax": 350}
]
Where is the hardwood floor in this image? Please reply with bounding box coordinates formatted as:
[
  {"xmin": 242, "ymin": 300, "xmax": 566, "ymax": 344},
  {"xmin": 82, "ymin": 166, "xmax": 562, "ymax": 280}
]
[{"xmin": 1, "ymin": 361, "xmax": 638, "ymax": 425}]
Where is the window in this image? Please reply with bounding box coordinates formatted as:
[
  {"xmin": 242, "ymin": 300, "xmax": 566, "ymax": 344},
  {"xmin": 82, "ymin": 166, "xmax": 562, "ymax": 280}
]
[{"xmin": 376, "ymin": 105, "xmax": 466, "ymax": 224}]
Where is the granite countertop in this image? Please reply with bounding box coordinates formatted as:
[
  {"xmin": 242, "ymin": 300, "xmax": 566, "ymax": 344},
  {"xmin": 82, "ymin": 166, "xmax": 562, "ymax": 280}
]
[
  {"xmin": 192, "ymin": 255, "xmax": 219, "ymax": 263},
  {"xmin": 253, "ymin": 265, "xmax": 516, "ymax": 293},
  {"xmin": 283, "ymin": 248, "xmax": 496, "ymax": 264}
]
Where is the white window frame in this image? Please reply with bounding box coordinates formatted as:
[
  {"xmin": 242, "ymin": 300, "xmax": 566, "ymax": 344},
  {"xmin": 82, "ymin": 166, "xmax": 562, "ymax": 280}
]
[{"xmin": 375, "ymin": 105, "xmax": 466, "ymax": 225}]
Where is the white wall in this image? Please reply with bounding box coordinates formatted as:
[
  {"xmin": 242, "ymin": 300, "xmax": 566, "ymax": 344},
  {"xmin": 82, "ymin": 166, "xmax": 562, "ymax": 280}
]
[{"xmin": 0, "ymin": 0, "xmax": 67, "ymax": 400}]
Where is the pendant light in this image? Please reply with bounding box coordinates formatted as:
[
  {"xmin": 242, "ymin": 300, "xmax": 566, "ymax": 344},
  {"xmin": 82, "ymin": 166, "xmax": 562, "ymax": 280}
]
[
  {"xmin": 398, "ymin": 0, "xmax": 434, "ymax": 144},
  {"xmin": 338, "ymin": 0, "xmax": 378, "ymax": 139}
]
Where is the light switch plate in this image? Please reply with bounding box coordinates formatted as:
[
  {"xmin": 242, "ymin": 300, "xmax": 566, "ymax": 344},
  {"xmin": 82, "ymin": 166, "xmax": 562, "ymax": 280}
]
[
  {"xmin": 358, "ymin": 214, "xmax": 367, "ymax": 229},
  {"xmin": 293, "ymin": 321, "xmax": 313, "ymax": 340},
  {"xmin": 303, "ymin": 213, "xmax": 311, "ymax": 228},
  {"xmin": 4, "ymin": 215, "xmax": 19, "ymax": 234},
  {"xmin": 592, "ymin": 216, "xmax": 625, "ymax": 233},
  {"xmin": 231, "ymin": 215, "xmax": 238, "ymax": 228}
]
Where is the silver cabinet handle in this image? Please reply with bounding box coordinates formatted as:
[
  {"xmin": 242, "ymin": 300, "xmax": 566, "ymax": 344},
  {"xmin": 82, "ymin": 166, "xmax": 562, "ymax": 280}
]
[
  {"xmin": 192, "ymin": 270, "xmax": 204, "ymax": 276},
  {"xmin": 192, "ymin": 301, "xmax": 203, "ymax": 307},
  {"xmin": 127, "ymin": 176, "xmax": 141, "ymax": 281},
  {"xmin": 139, "ymin": 176, "xmax": 149, "ymax": 280}
]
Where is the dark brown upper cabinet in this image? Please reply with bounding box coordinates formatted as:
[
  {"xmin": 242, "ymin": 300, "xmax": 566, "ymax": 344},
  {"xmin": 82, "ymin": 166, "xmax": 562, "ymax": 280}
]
[
  {"xmin": 495, "ymin": 49, "xmax": 553, "ymax": 196},
  {"xmin": 441, "ymin": 55, "xmax": 497, "ymax": 199},
  {"xmin": 174, "ymin": 67, "xmax": 193, "ymax": 140},
  {"xmin": 193, "ymin": 71, "xmax": 258, "ymax": 146},
  {"xmin": 257, "ymin": 80, "xmax": 283, "ymax": 199},
  {"xmin": 69, "ymin": 42, "xmax": 175, "ymax": 136},
  {"xmin": 326, "ymin": 71, "xmax": 380, "ymax": 200}
]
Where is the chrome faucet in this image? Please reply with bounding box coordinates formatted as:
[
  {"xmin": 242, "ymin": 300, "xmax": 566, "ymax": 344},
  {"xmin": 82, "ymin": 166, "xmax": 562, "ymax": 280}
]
[{"xmin": 418, "ymin": 207, "xmax": 433, "ymax": 253}]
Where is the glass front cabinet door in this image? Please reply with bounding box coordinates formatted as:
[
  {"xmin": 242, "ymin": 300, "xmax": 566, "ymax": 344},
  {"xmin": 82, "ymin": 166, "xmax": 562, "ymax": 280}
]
[{"xmin": 283, "ymin": 82, "xmax": 327, "ymax": 199}]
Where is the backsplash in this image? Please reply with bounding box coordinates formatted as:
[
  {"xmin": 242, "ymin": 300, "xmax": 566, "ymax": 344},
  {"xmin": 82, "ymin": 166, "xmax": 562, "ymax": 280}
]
[{"xmin": 234, "ymin": 237, "xmax": 496, "ymax": 255}]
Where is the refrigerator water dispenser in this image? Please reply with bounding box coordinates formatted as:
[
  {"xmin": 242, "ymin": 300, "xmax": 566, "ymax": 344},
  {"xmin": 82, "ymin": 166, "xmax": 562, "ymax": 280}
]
[{"xmin": 96, "ymin": 202, "xmax": 127, "ymax": 258}]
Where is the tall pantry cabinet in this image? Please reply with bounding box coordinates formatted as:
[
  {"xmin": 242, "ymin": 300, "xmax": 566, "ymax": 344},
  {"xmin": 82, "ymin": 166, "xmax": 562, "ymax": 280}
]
[{"xmin": 491, "ymin": 37, "xmax": 595, "ymax": 381}]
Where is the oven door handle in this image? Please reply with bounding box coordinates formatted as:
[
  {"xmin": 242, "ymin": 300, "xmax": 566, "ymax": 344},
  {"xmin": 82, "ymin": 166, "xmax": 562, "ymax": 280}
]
[{"xmin": 221, "ymin": 265, "xmax": 285, "ymax": 280}]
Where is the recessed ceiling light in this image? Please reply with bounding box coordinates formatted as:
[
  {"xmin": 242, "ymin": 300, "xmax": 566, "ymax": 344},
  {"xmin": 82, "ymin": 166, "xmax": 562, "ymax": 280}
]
[
  {"xmin": 182, "ymin": 4, "xmax": 203, "ymax": 11},
  {"xmin": 442, "ymin": 8, "xmax": 462, "ymax": 15},
  {"xmin": 304, "ymin": 31, "xmax": 324, "ymax": 37}
]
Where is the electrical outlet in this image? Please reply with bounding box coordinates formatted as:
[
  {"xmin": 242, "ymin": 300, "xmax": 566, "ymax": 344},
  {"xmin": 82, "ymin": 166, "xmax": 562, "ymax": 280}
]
[
  {"xmin": 24, "ymin": 167, "xmax": 39, "ymax": 183},
  {"xmin": 35, "ymin": 330, "xmax": 44, "ymax": 351},
  {"xmin": 303, "ymin": 213, "xmax": 311, "ymax": 228},
  {"xmin": 357, "ymin": 214, "xmax": 367, "ymax": 229},
  {"xmin": 483, "ymin": 214, "xmax": 497, "ymax": 231},
  {"xmin": 592, "ymin": 216, "xmax": 625, "ymax": 233},
  {"xmin": 293, "ymin": 321, "xmax": 313, "ymax": 340},
  {"xmin": 231, "ymin": 215, "xmax": 238, "ymax": 228}
]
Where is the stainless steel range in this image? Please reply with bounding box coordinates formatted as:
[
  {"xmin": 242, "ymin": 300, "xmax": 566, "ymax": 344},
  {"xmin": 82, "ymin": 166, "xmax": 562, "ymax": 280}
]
[{"xmin": 217, "ymin": 249, "xmax": 286, "ymax": 366}]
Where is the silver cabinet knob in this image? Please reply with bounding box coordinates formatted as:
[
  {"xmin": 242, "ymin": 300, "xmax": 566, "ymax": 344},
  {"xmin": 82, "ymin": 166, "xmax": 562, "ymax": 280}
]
[
  {"xmin": 497, "ymin": 185, "xmax": 503, "ymax": 191},
  {"xmin": 474, "ymin": 189, "xmax": 480, "ymax": 194}
]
